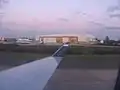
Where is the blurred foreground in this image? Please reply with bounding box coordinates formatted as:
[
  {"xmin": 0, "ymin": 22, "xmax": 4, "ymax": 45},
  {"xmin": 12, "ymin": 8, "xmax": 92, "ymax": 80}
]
[{"xmin": 0, "ymin": 52, "xmax": 120, "ymax": 90}]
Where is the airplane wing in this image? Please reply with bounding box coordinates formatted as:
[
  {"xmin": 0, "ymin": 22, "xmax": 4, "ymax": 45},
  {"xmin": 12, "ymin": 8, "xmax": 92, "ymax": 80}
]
[{"xmin": 0, "ymin": 44, "xmax": 69, "ymax": 90}]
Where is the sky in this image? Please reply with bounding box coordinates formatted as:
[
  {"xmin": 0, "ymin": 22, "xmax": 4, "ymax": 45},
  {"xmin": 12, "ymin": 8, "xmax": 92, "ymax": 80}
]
[{"xmin": 0, "ymin": 0, "xmax": 120, "ymax": 39}]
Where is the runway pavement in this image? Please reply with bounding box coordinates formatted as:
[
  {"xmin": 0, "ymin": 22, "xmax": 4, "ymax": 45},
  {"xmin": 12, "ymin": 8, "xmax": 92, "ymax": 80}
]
[
  {"xmin": 44, "ymin": 69, "xmax": 117, "ymax": 90},
  {"xmin": 44, "ymin": 55, "xmax": 120, "ymax": 90},
  {"xmin": 0, "ymin": 54, "xmax": 119, "ymax": 90}
]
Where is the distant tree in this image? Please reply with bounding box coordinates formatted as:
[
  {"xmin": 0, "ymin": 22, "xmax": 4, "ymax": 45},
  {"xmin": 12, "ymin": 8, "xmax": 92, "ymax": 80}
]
[
  {"xmin": 105, "ymin": 36, "xmax": 109, "ymax": 41},
  {"xmin": 105, "ymin": 36, "xmax": 110, "ymax": 44},
  {"xmin": 118, "ymin": 39, "xmax": 120, "ymax": 41},
  {"xmin": 117, "ymin": 39, "xmax": 120, "ymax": 43}
]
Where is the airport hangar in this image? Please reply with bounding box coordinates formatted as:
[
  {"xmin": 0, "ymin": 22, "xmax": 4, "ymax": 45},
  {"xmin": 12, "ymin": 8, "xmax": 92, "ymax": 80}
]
[{"xmin": 36, "ymin": 34, "xmax": 96, "ymax": 44}]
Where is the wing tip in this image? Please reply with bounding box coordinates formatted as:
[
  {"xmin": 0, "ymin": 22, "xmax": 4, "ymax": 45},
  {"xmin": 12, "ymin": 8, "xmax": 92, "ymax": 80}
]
[{"xmin": 52, "ymin": 44, "xmax": 69, "ymax": 57}]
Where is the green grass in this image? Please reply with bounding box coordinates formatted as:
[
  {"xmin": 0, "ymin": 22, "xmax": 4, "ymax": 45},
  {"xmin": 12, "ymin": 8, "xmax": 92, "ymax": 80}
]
[
  {"xmin": 0, "ymin": 51, "xmax": 50, "ymax": 66},
  {"xmin": 1, "ymin": 44, "xmax": 120, "ymax": 55},
  {"xmin": 58, "ymin": 55, "xmax": 120, "ymax": 69},
  {"xmin": 0, "ymin": 51, "xmax": 120, "ymax": 70},
  {"xmin": 0, "ymin": 44, "xmax": 120, "ymax": 71}
]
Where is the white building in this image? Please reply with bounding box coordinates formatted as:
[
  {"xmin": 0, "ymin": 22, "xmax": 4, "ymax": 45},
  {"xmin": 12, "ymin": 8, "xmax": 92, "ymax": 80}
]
[{"xmin": 36, "ymin": 34, "xmax": 96, "ymax": 44}]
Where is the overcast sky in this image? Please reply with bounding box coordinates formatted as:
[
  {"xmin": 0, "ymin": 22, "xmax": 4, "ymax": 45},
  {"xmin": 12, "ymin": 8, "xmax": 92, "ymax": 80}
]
[{"xmin": 0, "ymin": 0, "xmax": 120, "ymax": 39}]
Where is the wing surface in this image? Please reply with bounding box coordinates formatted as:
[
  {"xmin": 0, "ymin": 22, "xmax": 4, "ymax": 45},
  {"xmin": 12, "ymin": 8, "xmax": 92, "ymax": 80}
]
[{"xmin": 0, "ymin": 44, "xmax": 69, "ymax": 90}]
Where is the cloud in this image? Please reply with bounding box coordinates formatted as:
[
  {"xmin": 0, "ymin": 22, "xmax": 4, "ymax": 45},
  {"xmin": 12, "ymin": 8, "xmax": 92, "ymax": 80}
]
[
  {"xmin": 109, "ymin": 14, "xmax": 120, "ymax": 18},
  {"xmin": 88, "ymin": 21, "xmax": 104, "ymax": 26},
  {"xmin": 0, "ymin": 0, "xmax": 9, "ymax": 8},
  {"xmin": 58, "ymin": 18, "xmax": 69, "ymax": 22},
  {"xmin": 107, "ymin": 6, "xmax": 120, "ymax": 12},
  {"xmin": 107, "ymin": 4, "xmax": 120, "ymax": 18},
  {"xmin": 75, "ymin": 11, "xmax": 81, "ymax": 15},
  {"xmin": 75, "ymin": 11, "xmax": 87, "ymax": 17},
  {"xmin": 106, "ymin": 26, "xmax": 120, "ymax": 30}
]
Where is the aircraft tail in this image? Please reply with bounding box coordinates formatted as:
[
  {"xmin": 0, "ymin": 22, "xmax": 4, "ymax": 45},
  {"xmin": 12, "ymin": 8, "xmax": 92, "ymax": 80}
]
[{"xmin": 52, "ymin": 44, "xmax": 69, "ymax": 57}]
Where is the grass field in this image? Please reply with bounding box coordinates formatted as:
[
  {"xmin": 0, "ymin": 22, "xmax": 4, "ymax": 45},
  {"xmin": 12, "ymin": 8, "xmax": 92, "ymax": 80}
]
[
  {"xmin": 0, "ymin": 51, "xmax": 50, "ymax": 65},
  {"xmin": 59, "ymin": 55, "xmax": 120, "ymax": 69},
  {"xmin": 0, "ymin": 51, "xmax": 120, "ymax": 71},
  {"xmin": 1, "ymin": 44, "xmax": 120, "ymax": 55},
  {"xmin": 0, "ymin": 51, "xmax": 50, "ymax": 71}
]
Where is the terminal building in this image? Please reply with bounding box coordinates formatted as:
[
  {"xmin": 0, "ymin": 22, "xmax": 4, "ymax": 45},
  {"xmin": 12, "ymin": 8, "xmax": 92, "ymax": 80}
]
[{"xmin": 36, "ymin": 34, "xmax": 97, "ymax": 44}]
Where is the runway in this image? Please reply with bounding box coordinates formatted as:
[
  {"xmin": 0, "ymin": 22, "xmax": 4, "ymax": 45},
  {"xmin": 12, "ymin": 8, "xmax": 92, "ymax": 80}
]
[
  {"xmin": 44, "ymin": 55, "xmax": 120, "ymax": 90},
  {"xmin": 0, "ymin": 53, "xmax": 120, "ymax": 90},
  {"xmin": 44, "ymin": 69, "xmax": 117, "ymax": 90}
]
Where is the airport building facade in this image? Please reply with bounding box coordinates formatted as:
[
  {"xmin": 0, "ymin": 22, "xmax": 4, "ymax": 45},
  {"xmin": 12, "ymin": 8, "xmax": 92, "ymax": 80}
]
[{"xmin": 36, "ymin": 34, "xmax": 97, "ymax": 44}]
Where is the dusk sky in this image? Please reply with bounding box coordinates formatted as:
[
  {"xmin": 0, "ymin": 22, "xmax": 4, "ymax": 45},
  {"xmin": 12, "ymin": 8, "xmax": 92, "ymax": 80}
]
[{"xmin": 1, "ymin": 0, "xmax": 120, "ymax": 39}]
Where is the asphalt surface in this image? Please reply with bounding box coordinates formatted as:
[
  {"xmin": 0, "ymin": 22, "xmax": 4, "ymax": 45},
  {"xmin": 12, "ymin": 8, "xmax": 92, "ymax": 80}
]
[
  {"xmin": 44, "ymin": 55, "xmax": 120, "ymax": 90},
  {"xmin": 44, "ymin": 69, "xmax": 117, "ymax": 90},
  {"xmin": 0, "ymin": 53, "xmax": 120, "ymax": 90}
]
